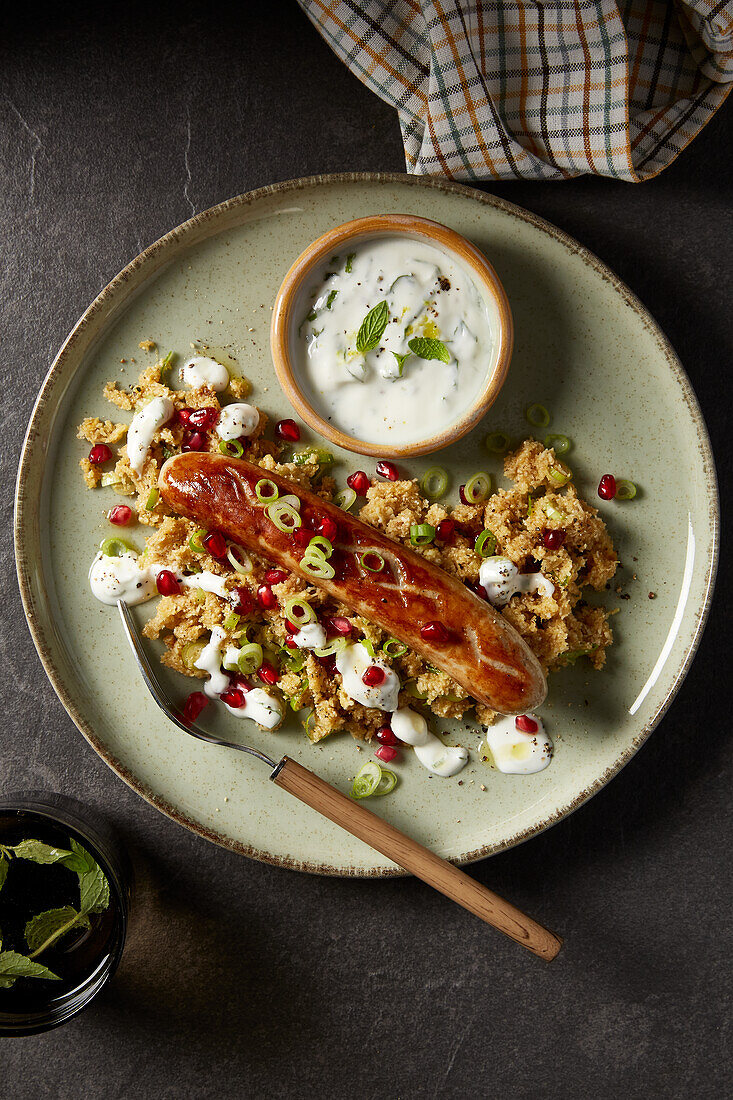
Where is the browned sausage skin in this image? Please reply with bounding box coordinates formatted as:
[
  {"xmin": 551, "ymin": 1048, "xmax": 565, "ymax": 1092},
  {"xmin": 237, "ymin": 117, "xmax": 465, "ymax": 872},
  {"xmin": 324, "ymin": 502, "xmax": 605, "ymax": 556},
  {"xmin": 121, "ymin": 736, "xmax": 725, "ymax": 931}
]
[{"xmin": 158, "ymin": 453, "xmax": 547, "ymax": 715}]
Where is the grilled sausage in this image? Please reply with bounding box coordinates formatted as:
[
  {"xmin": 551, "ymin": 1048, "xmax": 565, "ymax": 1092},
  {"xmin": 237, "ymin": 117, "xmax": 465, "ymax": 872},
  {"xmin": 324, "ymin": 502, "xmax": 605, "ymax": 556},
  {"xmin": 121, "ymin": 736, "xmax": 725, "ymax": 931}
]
[{"xmin": 158, "ymin": 453, "xmax": 547, "ymax": 714}]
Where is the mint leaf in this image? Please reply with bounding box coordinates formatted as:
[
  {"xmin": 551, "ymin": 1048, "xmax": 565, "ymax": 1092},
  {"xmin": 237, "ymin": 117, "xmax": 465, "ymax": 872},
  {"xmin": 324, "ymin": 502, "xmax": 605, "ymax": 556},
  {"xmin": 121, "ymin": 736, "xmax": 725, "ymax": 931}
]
[
  {"xmin": 10, "ymin": 840, "xmax": 73, "ymax": 865},
  {"xmin": 345, "ymin": 252, "xmax": 355, "ymax": 273},
  {"xmin": 0, "ymin": 950, "xmax": 61, "ymax": 988},
  {"xmin": 326, "ymin": 290, "xmax": 338, "ymax": 309},
  {"xmin": 356, "ymin": 301, "xmax": 389, "ymax": 354},
  {"xmin": 407, "ymin": 336, "xmax": 451, "ymax": 363},
  {"xmin": 391, "ymin": 351, "xmax": 411, "ymax": 378},
  {"xmin": 25, "ymin": 907, "xmax": 89, "ymax": 955},
  {"xmin": 0, "ymin": 855, "xmax": 7, "ymax": 895},
  {"xmin": 65, "ymin": 840, "xmax": 109, "ymax": 914}
]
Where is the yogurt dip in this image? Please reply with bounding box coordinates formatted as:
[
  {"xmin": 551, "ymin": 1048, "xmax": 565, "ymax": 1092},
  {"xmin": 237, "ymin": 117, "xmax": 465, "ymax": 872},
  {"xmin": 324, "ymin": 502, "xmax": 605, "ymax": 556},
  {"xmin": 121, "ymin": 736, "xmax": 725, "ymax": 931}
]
[{"xmin": 291, "ymin": 236, "xmax": 500, "ymax": 447}]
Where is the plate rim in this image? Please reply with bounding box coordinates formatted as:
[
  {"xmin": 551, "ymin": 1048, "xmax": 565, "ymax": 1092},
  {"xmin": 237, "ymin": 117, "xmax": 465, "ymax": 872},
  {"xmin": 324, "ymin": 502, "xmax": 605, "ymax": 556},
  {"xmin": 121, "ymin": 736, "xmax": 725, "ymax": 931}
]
[{"xmin": 14, "ymin": 171, "xmax": 720, "ymax": 877}]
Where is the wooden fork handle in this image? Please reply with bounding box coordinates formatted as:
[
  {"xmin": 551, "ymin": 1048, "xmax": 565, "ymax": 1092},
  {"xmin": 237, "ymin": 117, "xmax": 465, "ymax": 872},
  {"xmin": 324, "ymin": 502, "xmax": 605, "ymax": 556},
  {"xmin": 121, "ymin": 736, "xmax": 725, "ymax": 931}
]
[{"xmin": 270, "ymin": 757, "xmax": 562, "ymax": 961}]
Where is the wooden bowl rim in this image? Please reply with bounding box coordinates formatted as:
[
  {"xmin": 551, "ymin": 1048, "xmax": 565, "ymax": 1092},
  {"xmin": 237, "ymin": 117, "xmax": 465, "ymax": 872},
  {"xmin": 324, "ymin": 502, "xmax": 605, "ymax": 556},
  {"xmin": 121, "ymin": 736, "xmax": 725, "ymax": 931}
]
[{"xmin": 269, "ymin": 214, "xmax": 513, "ymax": 458}]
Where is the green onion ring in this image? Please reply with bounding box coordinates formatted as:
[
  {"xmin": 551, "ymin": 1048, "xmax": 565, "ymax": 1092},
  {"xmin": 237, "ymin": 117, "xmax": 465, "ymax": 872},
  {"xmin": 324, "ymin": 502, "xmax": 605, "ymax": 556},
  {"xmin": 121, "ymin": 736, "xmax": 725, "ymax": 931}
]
[
  {"xmin": 284, "ymin": 597, "xmax": 316, "ymax": 626},
  {"xmin": 464, "ymin": 471, "xmax": 492, "ymax": 504},
  {"xmin": 280, "ymin": 648, "xmax": 306, "ymax": 673},
  {"xmin": 266, "ymin": 500, "xmax": 301, "ymax": 532},
  {"xmin": 544, "ymin": 433, "xmax": 571, "ymax": 455},
  {"xmin": 350, "ymin": 761, "xmax": 382, "ymax": 800},
  {"xmin": 237, "ymin": 642, "xmax": 263, "ymax": 675},
  {"xmin": 255, "ymin": 478, "xmax": 279, "ymax": 502},
  {"xmin": 410, "ymin": 522, "xmax": 436, "ymax": 546},
  {"xmin": 382, "ymin": 638, "xmax": 408, "ymax": 658},
  {"xmin": 226, "ymin": 544, "xmax": 253, "ymax": 574},
  {"xmin": 100, "ymin": 537, "xmax": 138, "ymax": 557},
  {"xmin": 222, "ymin": 611, "xmax": 240, "ymax": 632},
  {"xmin": 293, "ymin": 447, "xmax": 334, "ymax": 467},
  {"xmin": 188, "ymin": 528, "xmax": 207, "ymax": 553},
  {"xmin": 474, "ymin": 529, "xmax": 497, "ymax": 557},
  {"xmin": 279, "ymin": 493, "xmax": 301, "ymax": 511},
  {"xmin": 301, "ymin": 555, "xmax": 335, "ymax": 580},
  {"xmin": 485, "ymin": 431, "xmax": 511, "ymax": 455},
  {"xmin": 218, "ymin": 439, "xmax": 244, "ymax": 458},
  {"xmin": 314, "ymin": 637, "xmax": 348, "ymax": 658},
  {"xmin": 359, "ymin": 551, "xmax": 385, "ymax": 573},
  {"xmin": 373, "ymin": 769, "xmax": 397, "ymax": 796},
  {"xmin": 405, "ymin": 680, "xmax": 428, "ymax": 699},
  {"xmin": 181, "ymin": 639, "xmax": 206, "ymax": 668},
  {"xmin": 334, "ymin": 487, "xmax": 357, "ymax": 511},
  {"xmin": 525, "ymin": 403, "xmax": 551, "ymax": 428},
  {"xmin": 548, "ymin": 468, "xmax": 570, "ymax": 486},
  {"xmin": 544, "ymin": 502, "xmax": 565, "ymax": 523},
  {"xmin": 420, "ymin": 466, "xmax": 449, "ymax": 500},
  {"xmin": 362, "ymin": 639, "xmax": 376, "ymax": 659},
  {"xmin": 145, "ymin": 488, "xmax": 160, "ymax": 510},
  {"xmin": 616, "ymin": 479, "xmax": 637, "ymax": 500},
  {"xmin": 307, "ymin": 535, "xmax": 333, "ymax": 558}
]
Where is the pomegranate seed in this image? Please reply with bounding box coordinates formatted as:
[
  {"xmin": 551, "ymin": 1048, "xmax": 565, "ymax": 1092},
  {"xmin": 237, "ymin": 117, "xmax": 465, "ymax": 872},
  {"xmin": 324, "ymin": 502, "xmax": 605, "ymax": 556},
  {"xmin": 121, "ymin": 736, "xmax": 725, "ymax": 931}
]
[
  {"xmin": 257, "ymin": 584, "xmax": 278, "ymax": 610},
  {"xmin": 182, "ymin": 430, "xmax": 207, "ymax": 452},
  {"xmin": 317, "ymin": 516, "xmax": 339, "ymax": 543},
  {"xmin": 108, "ymin": 504, "xmax": 132, "ymax": 526},
  {"xmin": 188, "ymin": 406, "xmax": 218, "ymax": 431},
  {"xmin": 275, "ymin": 418, "xmax": 300, "ymax": 442},
  {"xmin": 375, "ymin": 745, "xmax": 399, "ymax": 763},
  {"xmin": 88, "ymin": 443, "xmax": 112, "ymax": 464},
  {"xmin": 221, "ymin": 687, "xmax": 246, "ymax": 709},
  {"xmin": 436, "ymin": 518, "xmax": 455, "ymax": 544},
  {"xmin": 598, "ymin": 474, "xmax": 617, "ymax": 500},
  {"xmin": 376, "ymin": 460, "xmax": 398, "ymax": 481},
  {"xmin": 317, "ymin": 654, "xmax": 337, "ymax": 673},
  {"xmin": 376, "ymin": 726, "xmax": 398, "ymax": 745},
  {"xmin": 420, "ymin": 620, "xmax": 451, "ymax": 644},
  {"xmin": 329, "ymin": 617, "xmax": 352, "ymax": 636},
  {"xmin": 543, "ymin": 529, "xmax": 566, "ymax": 550},
  {"xmin": 258, "ymin": 660, "xmax": 279, "ymax": 685},
  {"xmin": 265, "ymin": 568, "xmax": 288, "ymax": 585},
  {"xmin": 458, "ymin": 484, "xmax": 469, "ymax": 505},
  {"xmin": 182, "ymin": 691, "xmax": 208, "ymax": 723},
  {"xmin": 346, "ymin": 470, "xmax": 370, "ymax": 495},
  {"xmin": 285, "ymin": 619, "xmax": 297, "ymax": 633},
  {"xmin": 176, "ymin": 407, "xmax": 193, "ymax": 427},
  {"xmin": 362, "ymin": 665, "xmax": 386, "ymax": 687},
  {"xmin": 227, "ymin": 673, "xmax": 250, "ymax": 694},
  {"xmin": 203, "ymin": 531, "xmax": 228, "ymax": 559},
  {"xmin": 293, "ymin": 527, "xmax": 312, "ymax": 547},
  {"xmin": 233, "ymin": 587, "xmax": 254, "ymax": 615},
  {"xmin": 156, "ymin": 569, "xmax": 181, "ymax": 596},
  {"xmin": 515, "ymin": 714, "xmax": 539, "ymax": 734},
  {"xmin": 285, "ymin": 638, "xmax": 297, "ymax": 649}
]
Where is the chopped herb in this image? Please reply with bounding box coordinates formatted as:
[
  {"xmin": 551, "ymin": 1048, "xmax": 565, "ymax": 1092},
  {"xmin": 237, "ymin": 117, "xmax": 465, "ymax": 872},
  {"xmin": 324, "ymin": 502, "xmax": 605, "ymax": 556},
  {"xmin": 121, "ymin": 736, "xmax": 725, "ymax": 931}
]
[
  {"xmin": 345, "ymin": 252, "xmax": 355, "ymax": 273},
  {"xmin": 391, "ymin": 351, "xmax": 411, "ymax": 377},
  {"xmin": 326, "ymin": 290, "xmax": 338, "ymax": 309}
]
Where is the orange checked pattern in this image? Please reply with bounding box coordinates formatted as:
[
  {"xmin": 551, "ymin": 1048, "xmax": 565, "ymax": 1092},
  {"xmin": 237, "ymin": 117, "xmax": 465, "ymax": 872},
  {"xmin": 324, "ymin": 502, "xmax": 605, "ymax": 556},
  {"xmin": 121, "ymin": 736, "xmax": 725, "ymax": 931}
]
[{"xmin": 298, "ymin": 0, "xmax": 733, "ymax": 180}]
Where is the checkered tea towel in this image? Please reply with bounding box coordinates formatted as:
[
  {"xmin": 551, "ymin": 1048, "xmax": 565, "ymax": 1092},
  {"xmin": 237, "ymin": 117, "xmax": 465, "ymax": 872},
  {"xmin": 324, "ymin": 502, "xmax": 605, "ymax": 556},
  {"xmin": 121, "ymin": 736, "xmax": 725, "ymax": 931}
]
[{"xmin": 297, "ymin": 1, "xmax": 733, "ymax": 180}]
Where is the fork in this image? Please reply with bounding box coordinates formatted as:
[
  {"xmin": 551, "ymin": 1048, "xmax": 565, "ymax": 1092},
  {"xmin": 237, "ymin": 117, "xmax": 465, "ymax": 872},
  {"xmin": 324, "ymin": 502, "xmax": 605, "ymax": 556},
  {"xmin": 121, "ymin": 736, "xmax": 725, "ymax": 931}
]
[{"xmin": 118, "ymin": 600, "xmax": 562, "ymax": 961}]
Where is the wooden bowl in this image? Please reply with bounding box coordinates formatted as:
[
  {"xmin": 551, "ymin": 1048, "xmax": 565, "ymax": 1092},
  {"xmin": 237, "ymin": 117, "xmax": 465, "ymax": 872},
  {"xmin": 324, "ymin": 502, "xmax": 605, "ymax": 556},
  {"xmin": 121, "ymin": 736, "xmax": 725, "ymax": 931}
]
[{"xmin": 270, "ymin": 214, "xmax": 513, "ymax": 458}]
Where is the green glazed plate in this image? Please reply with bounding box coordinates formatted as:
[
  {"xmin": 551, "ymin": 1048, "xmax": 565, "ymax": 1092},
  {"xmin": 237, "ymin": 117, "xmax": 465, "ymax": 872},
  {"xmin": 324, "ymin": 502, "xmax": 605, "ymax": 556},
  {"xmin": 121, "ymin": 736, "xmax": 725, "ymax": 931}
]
[{"xmin": 14, "ymin": 174, "xmax": 718, "ymax": 875}]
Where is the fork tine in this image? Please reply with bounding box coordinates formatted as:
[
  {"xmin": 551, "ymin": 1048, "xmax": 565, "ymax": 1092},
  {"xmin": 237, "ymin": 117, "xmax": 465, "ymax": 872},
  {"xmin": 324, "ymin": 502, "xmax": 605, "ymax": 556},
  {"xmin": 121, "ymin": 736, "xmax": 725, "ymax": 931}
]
[{"xmin": 117, "ymin": 600, "xmax": 277, "ymax": 768}]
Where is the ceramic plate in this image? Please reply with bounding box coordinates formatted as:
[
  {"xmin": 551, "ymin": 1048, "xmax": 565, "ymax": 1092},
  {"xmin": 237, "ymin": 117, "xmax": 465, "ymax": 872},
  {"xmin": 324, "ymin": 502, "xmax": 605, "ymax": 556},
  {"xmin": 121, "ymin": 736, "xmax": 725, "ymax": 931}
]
[{"xmin": 15, "ymin": 174, "xmax": 718, "ymax": 875}]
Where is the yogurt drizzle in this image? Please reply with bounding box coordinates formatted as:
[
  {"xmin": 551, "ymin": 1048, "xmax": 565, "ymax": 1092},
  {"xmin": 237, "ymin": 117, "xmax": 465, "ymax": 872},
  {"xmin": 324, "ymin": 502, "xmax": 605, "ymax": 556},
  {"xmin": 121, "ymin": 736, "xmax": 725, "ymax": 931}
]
[
  {"xmin": 127, "ymin": 396, "xmax": 174, "ymax": 476},
  {"xmin": 479, "ymin": 556, "xmax": 555, "ymax": 606},
  {"xmin": 483, "ymin": 714, "xmax": 553, "ymax": 774},
  {"xmin": 181, "ymin": 356, "xmax": 229, "ymax": 392}
]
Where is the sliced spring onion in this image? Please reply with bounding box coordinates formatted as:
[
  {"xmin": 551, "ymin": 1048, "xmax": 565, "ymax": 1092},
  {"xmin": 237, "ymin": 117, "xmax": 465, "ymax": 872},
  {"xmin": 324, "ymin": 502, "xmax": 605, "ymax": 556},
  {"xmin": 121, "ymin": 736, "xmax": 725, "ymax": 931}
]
[
  {"xmin": 100, "ymin": 537, "xmax": 138, "ymax": 557},
  {"xmin": 405, "ymin": 680, "xmax": 428, "ymax": 699},
  {"xmin": 359, "ymin": 551, "xmax": 385, "ymax": 573},
  {"xmin": 527, "ymin": 494, "xmax": 534, "ymax": 517},
  {"xmin": 219, "ymin": 439, "xmax": 244, "ymax": 458},
  {"xmin": 420, "ymin": 466, "xmax": 449, "ymax": 500},
  {"xmin": 161, "ymin": 351, "xmax": 175, "ymax": 371},
  {"xmin": 279, "ymin": 493, "xmax": 301, "ymax": 511},
  {"xmin": 280, "ymin": 647, "xmax": 306, "ymax": 673},
  {"xmin": 181, "ymin": 639, "xmax": 206, "ymax": 668},
  {"xmin": 474, "ymin": 529, "xmax": 497, "ymax": 557},
  {"xmin": 145, "ymin": 488, "xmax": 160, "ymax": 510},
  {"xmin": 191, "ymin": 588, "xmax": 206, "ymax": 604},
  {"xmin": 548, "ymin": 467, "xmax": 570, "ymax": 486},
  {"xmin": 464, "ymin": 471, "xmax": 492, "ymax": 504},
  {"xmin": 255, "ymin": 479, "xmax": 279, "ymax": 502},
  {"xmin": 289, "ymin": 678, "xmax": 309, "ymax": 709},
  {"xmin": 374, "ymin": 769, "xmax": 397, "ymax": 796},
  {"xmin": 334, "ymin": 487, "xmax": 357, "ymax": 511},
  {"xmin": 525, "ymin": 403, "xmax": 551, "ymax": 428},
  {"xmin": 189, "ymin": 529, "xmax": 207, "ymax": 553},
  {"xmin": 350, "ymin": 761, "xmax": 382, "ymax": 800},
  {"xmin": 301, "ymin": 554, "xmax": 335, "ymax": 580},
  {"xmin": 544, "ymin": 502, "xmax": 565, "ymax": 524},
  {"xmin": 100, "ymin": 472, "xmax": 122, "ymax": 487},
  {"xmin": 544, "ymin": 433, "xmax": 571, "ymax": 455},
  {"xmin": 314, "ymin": 637, "xmax": 348, "ymax": 658},
  {"xmin": 362, "ymin": 639, "xmax": 376, "ymax": 659},
  {"xmin": 382, "ymin": 638, "xmax": 408, "ymax": 658},
  {"xmin": 226, "ymin": 544, "xmax": 253, "ymax": 574},
  {"xmin": 237, "ymin": 642, "xmax": 263, "ymax": 675},
  {"xmin": 410, "ymin": 523, "xmax": 436, "ymax": 546},
  {"xmin": 266, "ymin": 500, "xmax": 301, "ymax": 532},
  {"xmin": 616, "ymin": 479, "xmax": 637, "ymax": 500},
  {"xmin": 293, "ymin": 447, "xmax": 334, "ymax": 467},
  {"xmin": 307, "ymin": 535, "xmax": 333, "ymax": 558},
  {"xmin": 223, "ymin": 611, "xmax": 240, "ymax": 632},
  {"xmin": 485, "ymin": 431, "xmax": 511, "ymax": 455},
  {"xmin": 284, "ymin": 596, "xmax": 316, "ymax": 626},
  {"xmin": 303, "ymin": 709, "xmax": 317, "ymax": 740}
]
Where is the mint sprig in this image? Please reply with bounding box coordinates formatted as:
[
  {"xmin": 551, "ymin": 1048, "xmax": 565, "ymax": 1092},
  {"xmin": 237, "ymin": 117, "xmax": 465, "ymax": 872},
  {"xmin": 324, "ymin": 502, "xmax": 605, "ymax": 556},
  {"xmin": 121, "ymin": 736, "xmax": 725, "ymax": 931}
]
[
  {"xmin": 0, "ymin": 951, "xmax": 61, "ymax": 988},
  {"xmin": 391, "ymin": 352, "xmax": 411, "ymax": 378},
  {"xmin": 356, "ymin": 301, "xmax": 389, "ymax": 354},
  {"xmin": 407, "ymin": 336, "xmax": 451, "ymax": 363}
]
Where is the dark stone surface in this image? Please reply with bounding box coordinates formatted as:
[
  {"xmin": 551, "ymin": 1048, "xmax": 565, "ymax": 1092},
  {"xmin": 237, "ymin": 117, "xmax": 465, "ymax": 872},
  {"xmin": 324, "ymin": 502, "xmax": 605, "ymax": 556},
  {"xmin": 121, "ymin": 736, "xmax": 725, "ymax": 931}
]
[{"xmin": 1, "ymin": 4, "xmax": 730, "ymax": 1096}]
